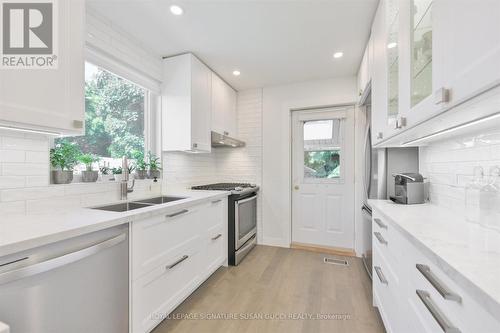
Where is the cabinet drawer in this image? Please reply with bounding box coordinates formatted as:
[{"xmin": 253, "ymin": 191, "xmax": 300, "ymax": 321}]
[
  {"xmin": 373, "ymin": 241, "xmax": 402, "ymax": 333},
  {"xmin": 372, "ymin": 213, "xmax": 404, "ymax": 277},
  {"xmin": 132, "ymin": 204, "xmax": 203, "ymax": 279},
  {"xmin": 204, "ymin": 198, "xmax": 224, "ymax": 231},
  {"xmin": 408, "ymin": 245, "xmax": 500, "ymax": 333},
  {"xmin": 202, "ymin": 223, "xmax": 225, "ymax": 277},
  {"xmin": 132, "ymin": 236, "xmax": 202, "ymax": 333}
]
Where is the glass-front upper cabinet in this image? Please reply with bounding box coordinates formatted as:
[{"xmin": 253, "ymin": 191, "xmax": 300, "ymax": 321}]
[
  {"xmin": 387, "ymin": 0, "xmax": 399, "ymax": 118},
  {"xmin": 411, "ymin": 0, "xmax": 432, "ymax": 107}
]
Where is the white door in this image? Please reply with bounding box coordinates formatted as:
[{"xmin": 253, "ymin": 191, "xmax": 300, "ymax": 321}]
[{"xmin": 291, "ymin": 107, "xmax": 355, "ymax": 250}]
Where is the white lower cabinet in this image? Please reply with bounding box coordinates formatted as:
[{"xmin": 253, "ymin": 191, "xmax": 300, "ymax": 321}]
[
  {"xmin": 372, "ymin": 212, "xmax": 500, "ymax": 333},
  {"xmin": 131, "ymin": 198, "xmax": 227, "ymax": 333}
]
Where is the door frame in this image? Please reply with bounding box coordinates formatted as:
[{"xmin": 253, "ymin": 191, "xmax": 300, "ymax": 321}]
[{"xmin": 287, "ymin": 103, "xmax": 356, "ymax": 250}]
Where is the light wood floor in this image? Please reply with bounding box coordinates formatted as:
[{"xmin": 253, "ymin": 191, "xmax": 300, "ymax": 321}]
[{"xmin": 152, "ymin": 245, "xmax": 385, "ymax": 333}]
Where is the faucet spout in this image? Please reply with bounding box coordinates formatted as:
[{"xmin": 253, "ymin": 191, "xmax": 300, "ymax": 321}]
[{"xmin": 121, "ymin": 156, "xmax": 134, "ymax": 200}]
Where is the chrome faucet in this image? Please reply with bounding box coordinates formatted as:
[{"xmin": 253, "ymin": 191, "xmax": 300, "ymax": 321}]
[{"xmin": 121, "ymin": 156, "xmax": 135, "ymax": 200}]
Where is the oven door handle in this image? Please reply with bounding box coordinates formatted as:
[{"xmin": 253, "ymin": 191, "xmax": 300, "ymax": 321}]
[{"xmin": 236, "ymin": 195, "xmax": 257, "ymax": 205}]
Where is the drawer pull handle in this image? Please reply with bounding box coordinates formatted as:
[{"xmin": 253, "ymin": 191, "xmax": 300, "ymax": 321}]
[
  {"xmin": 416, "ymin": 290, "xmax": 461, "ymax": 333},
  {"xmin": 374, "ymin": 266, "xmax": 388, "ymax": 285},
  {"xmin": 211, "ymin": 234, "xmax": 222, "ymax": 241},
  {"xmin": 374, "ymin": 232, "xmax": 387, "ymax": 245},
  {"xmin": 167, "ymin": 255, "xmax": 189, "ymax": 270},
  {"xmin": 416, "ymin": 264, "xmax": 462, "ymax": 303},
  {"xmin": 166, "ymin": 209, "xmax": 188, "ymax": 218},
  {"xmin": 374, "ymin": 218, "xmax": 387, "ymax": 229},
  {"xmin": 211, "ymin": 199, "xmax": 222, "ymax": 204}
]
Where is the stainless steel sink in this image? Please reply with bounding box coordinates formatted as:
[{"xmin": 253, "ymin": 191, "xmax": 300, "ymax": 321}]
[
  {"xmin": 91, "ymin": 202, "xmax": 153, "ymax": 212},
  {"xmin": 133, "ymin": 196, "xmax": 186, "ymax": 205}
]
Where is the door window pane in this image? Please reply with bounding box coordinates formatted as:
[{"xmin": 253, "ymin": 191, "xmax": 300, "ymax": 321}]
[{"xmin": 303, "ymin": 119, "xmax": 342, "ymax": 179}]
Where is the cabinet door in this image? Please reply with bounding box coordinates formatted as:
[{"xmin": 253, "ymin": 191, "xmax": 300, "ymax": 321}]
[
  {"xmin": 0, "ymin": 0, "xmax": 85, "ymax": 134},
  {"xmin": 371, "ymin": 0, "xmax": 389, "ymax": 144},
  {"xmin": 436, "ymin": 0, "xmax": 500, "ymax": 107},
  {"xmin": 211, "ymin": 73, "xmax": 237, "ymax": 137},
  {"xmin": 190, "ymin": 56, "xmax": 212, "ymax": 152}
]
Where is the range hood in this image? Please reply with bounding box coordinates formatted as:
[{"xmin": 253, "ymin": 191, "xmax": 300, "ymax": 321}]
[{"xmin": 211, "ymin": 131, "xmax": 245, "ymax": 148}]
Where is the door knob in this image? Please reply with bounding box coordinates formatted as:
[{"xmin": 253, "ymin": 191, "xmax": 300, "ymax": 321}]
[{"xmin": 294, "ymin": 185, "xmax": 299, "ymax": 190}]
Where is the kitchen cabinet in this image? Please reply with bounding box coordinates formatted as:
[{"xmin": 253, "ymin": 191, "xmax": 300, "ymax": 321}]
[
  {"xmin": 0, "ymin": 0, "xmax": 85, "ymax": 135},
  {"xmin": 372, "ymin": 211, "xmax": 500, "ymax": 333},
  {"xmin": 161, "ymin": 53, "xmax": 212, "ymax": 153},
  {"xmin": 211, "ymin": 73, "xmax": 237, "ymax": 137},
  {"xmin": 369, "ymin": 0, "xmax": 500, "ymax": 147},
  {"xmin": 131, "ymin": 198, "xmax": 227, "ymax": 333},
  {"xmin": 370, "ymin": 0, "xmax": 389, "ymax": 145}
]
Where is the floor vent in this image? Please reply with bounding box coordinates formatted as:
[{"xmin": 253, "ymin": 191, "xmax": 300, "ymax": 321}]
[{"xmin": 324, "ymin": 257, "xmax": 349, "ymax": 266}]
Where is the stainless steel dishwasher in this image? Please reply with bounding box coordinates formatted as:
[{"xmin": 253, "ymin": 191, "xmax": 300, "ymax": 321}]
[{"xmin": 0, "ymin": 224, "xmax": 129, "ymax": 333}]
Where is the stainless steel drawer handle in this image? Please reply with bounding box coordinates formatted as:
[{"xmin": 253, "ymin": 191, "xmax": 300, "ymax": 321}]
[
  {"xmin": 374, "ymin": 266, "xmax": 388, "ymax": 285},
  {"xmin": 211, "ymin": 234, "xmax": 222, "ymax": 241},
  {"xmin": 166, "ymin": 209, "xmax": 188, "ymax": 218},
  {"xmin": 374, "ymin": 232, "xmax": 388, "ymax": 245},
  {"xmin": 416, "ymin": 290, "xmax": 461, "ymax": 333},
  {"xmin": 416, "ymin": 264, "xmax": 462, "ymax": 303},
  {"xmin": 374, "ymin": 218, "xmax": 387, "ymax": 229},
  {"xmin": 167, "ymin": 255, "xmax": 189, "ymax": 270},
  {"xmin": 211, "ymin": 199, "xmax": 222, "ymax": 204}
]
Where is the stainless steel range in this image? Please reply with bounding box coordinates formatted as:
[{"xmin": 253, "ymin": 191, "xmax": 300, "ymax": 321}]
[{"xmin": 192, "ymin": 183, "xmax": 258, "ymax": 265}]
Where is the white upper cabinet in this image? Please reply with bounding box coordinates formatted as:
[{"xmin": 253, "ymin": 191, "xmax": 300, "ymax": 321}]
[
  {"xmin": 370, "ymin": 0, "xmax": 500, "ymax": 147},
  {"xmin": 434, "ymin": 0, "xmax": 500, "ymax": 107},
  {"xmin": 161, "ymin": 54, "xmax": 212, "ymax": 153},
  {"xmin": 211, "ymin": 73, "xmax": 237, "ymax": 137},
  {"xmin": 0, "ymin": 0, "xmax": 85, "ymax": 135},
  {"xmin": 371, "ymin": 0, "xmax": 389, "ymax": 144}
]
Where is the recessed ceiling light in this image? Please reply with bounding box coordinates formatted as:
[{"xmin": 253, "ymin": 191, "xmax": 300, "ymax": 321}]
[
  {"xmin": 387, "ymin": 42, "xmax": 397, "ymax": 49},
  {"xmin": 333, "ymin": 52, "xmax": 343, "ymax": 59},
  {"xmin": 170, "ymin": 5, "xmax": 183, "ymax": 15},
  {"xmin": 232, "ymin": 70, "xmax": 241, "ymax": 76}
]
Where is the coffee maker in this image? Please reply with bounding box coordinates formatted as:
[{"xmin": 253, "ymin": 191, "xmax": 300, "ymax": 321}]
[{"xmin": 390, "ymin": 173, "xmax": 425, "ymax": 204}]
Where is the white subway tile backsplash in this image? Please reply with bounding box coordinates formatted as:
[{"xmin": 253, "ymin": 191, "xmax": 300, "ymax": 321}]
[
  {"xmin": 25, "ymin": 151, "xmax": 49, "ymax": 163},
  {"xmin": 0, "ymin": 150, "xmax": 25, "ymax": 163},
  {"xmin": 0, "ymin": 186, "xmax": 65, "ymax": 202},
  {"xmin": 0, "ymin": 176, "xmax": 26, "ymax": 189},
  {"xmin": 25, "ymin": 175, "xmax": 50, "ymax": 187},
  {"xmin": 2, "ymin": 136, "xmax": 48, "ymax": 151},
  {"xmin": 2, "ymin": 163, "xmax": 49, "ymax": 176},
  {"xmin": 420, "ymin": 128, "xmax": 500, "ymax": 213},
  {"xmin": 0, "ymin": 201, "xmax": 26, "ymax": 215}
]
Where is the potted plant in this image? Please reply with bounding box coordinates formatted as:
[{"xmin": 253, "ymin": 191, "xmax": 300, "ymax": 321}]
[
  {"xmin": 112, "ymin": 166, "xmax": 135, "ymax": 182},
  {"xmin": 99, "ymin": 164, "xmax": 113, "ymax": 182},
  {"xmin": 78, "ymin": 154, "xmax": 100, "ymax": 182},
  {"xmin": 112, "ymin": 167, "xmax": 123, "ymax": 182},
  {"xmin": 50, "ymin": 140, "xmax": 80, "ymax": 184},
  {"xmin": 132, "ymin": 150, "xmax": 148, "ymax": 179},
  {"xmin": 147, "ymin": 151, "xmax": 162, "ymax": 179}
]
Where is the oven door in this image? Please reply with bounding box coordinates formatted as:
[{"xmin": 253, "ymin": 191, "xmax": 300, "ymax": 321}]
[{"xmin": 234, "ymin": 195, "xmax": 257, "ymax": 250}]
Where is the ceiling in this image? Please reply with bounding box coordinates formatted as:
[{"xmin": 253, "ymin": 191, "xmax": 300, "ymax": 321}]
[{"xmin": 87, "ymin": 0, "xmax": 378, "ymax": 90}]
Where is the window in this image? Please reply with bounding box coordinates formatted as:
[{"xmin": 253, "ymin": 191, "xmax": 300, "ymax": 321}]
[
  {"xmin": 303, "ymin": 119, "xmax": 342, "ymax": 179},
  {"xmin": 56, "ymin": 62, "xmax": 149, "ymax": 168}
]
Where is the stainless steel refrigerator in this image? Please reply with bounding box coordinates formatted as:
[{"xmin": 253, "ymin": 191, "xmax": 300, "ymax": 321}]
[{"xmin": 359, "ymin": 102, "xmax": 419, "ymax": 280}]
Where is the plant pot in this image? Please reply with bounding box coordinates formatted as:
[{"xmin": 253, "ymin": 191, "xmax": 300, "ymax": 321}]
[
  {"xmin": 52, "ymin": 170, "xmax": 74, "ymax": 184},
  {"xmin": 135, "ymin": 170, "xmax": 148, "ymax": 180},
  {"xmin": 148, "ymin": 170, "xmax": 161, "ymax": 179},
  {"xmin": 114, "ymin": 174, "xmax": 123, "ymax": 182},
  {"xmin": 81, "ymin": 170, "xmax": 98, "ymax": 183}
]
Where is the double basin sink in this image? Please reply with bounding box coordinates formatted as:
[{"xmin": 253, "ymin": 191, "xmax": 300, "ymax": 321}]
[{"xmin": 91, "ymin": 196, "xmax": 186, "ymax": 212}]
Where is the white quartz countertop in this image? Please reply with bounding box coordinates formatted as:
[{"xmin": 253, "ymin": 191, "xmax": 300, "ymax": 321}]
[
  {"xmin": 0, "ymin": 190, "xmax": 230, "ymax": 257},
  {"xmin": 369, "ymin": 199, "xmax": 500, "ymax": 318}
]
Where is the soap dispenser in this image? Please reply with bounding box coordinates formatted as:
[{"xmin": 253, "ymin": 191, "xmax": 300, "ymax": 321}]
[
  {"xmin": 465, "ymin": 166, "xmax": 484, "ymax": 224},
  {"xmin": 479, "ymin": 166, "xmax": 500, "ymax": 230}
]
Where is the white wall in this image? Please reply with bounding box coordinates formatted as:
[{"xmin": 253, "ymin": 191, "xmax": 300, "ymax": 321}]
[
  {"xmin": 419, "ymin": 127, "xmax": 500, "ymax": 216},
  {"xmin": 261, "ymin": 77, "xmax": 358, "ymax": 247}
]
